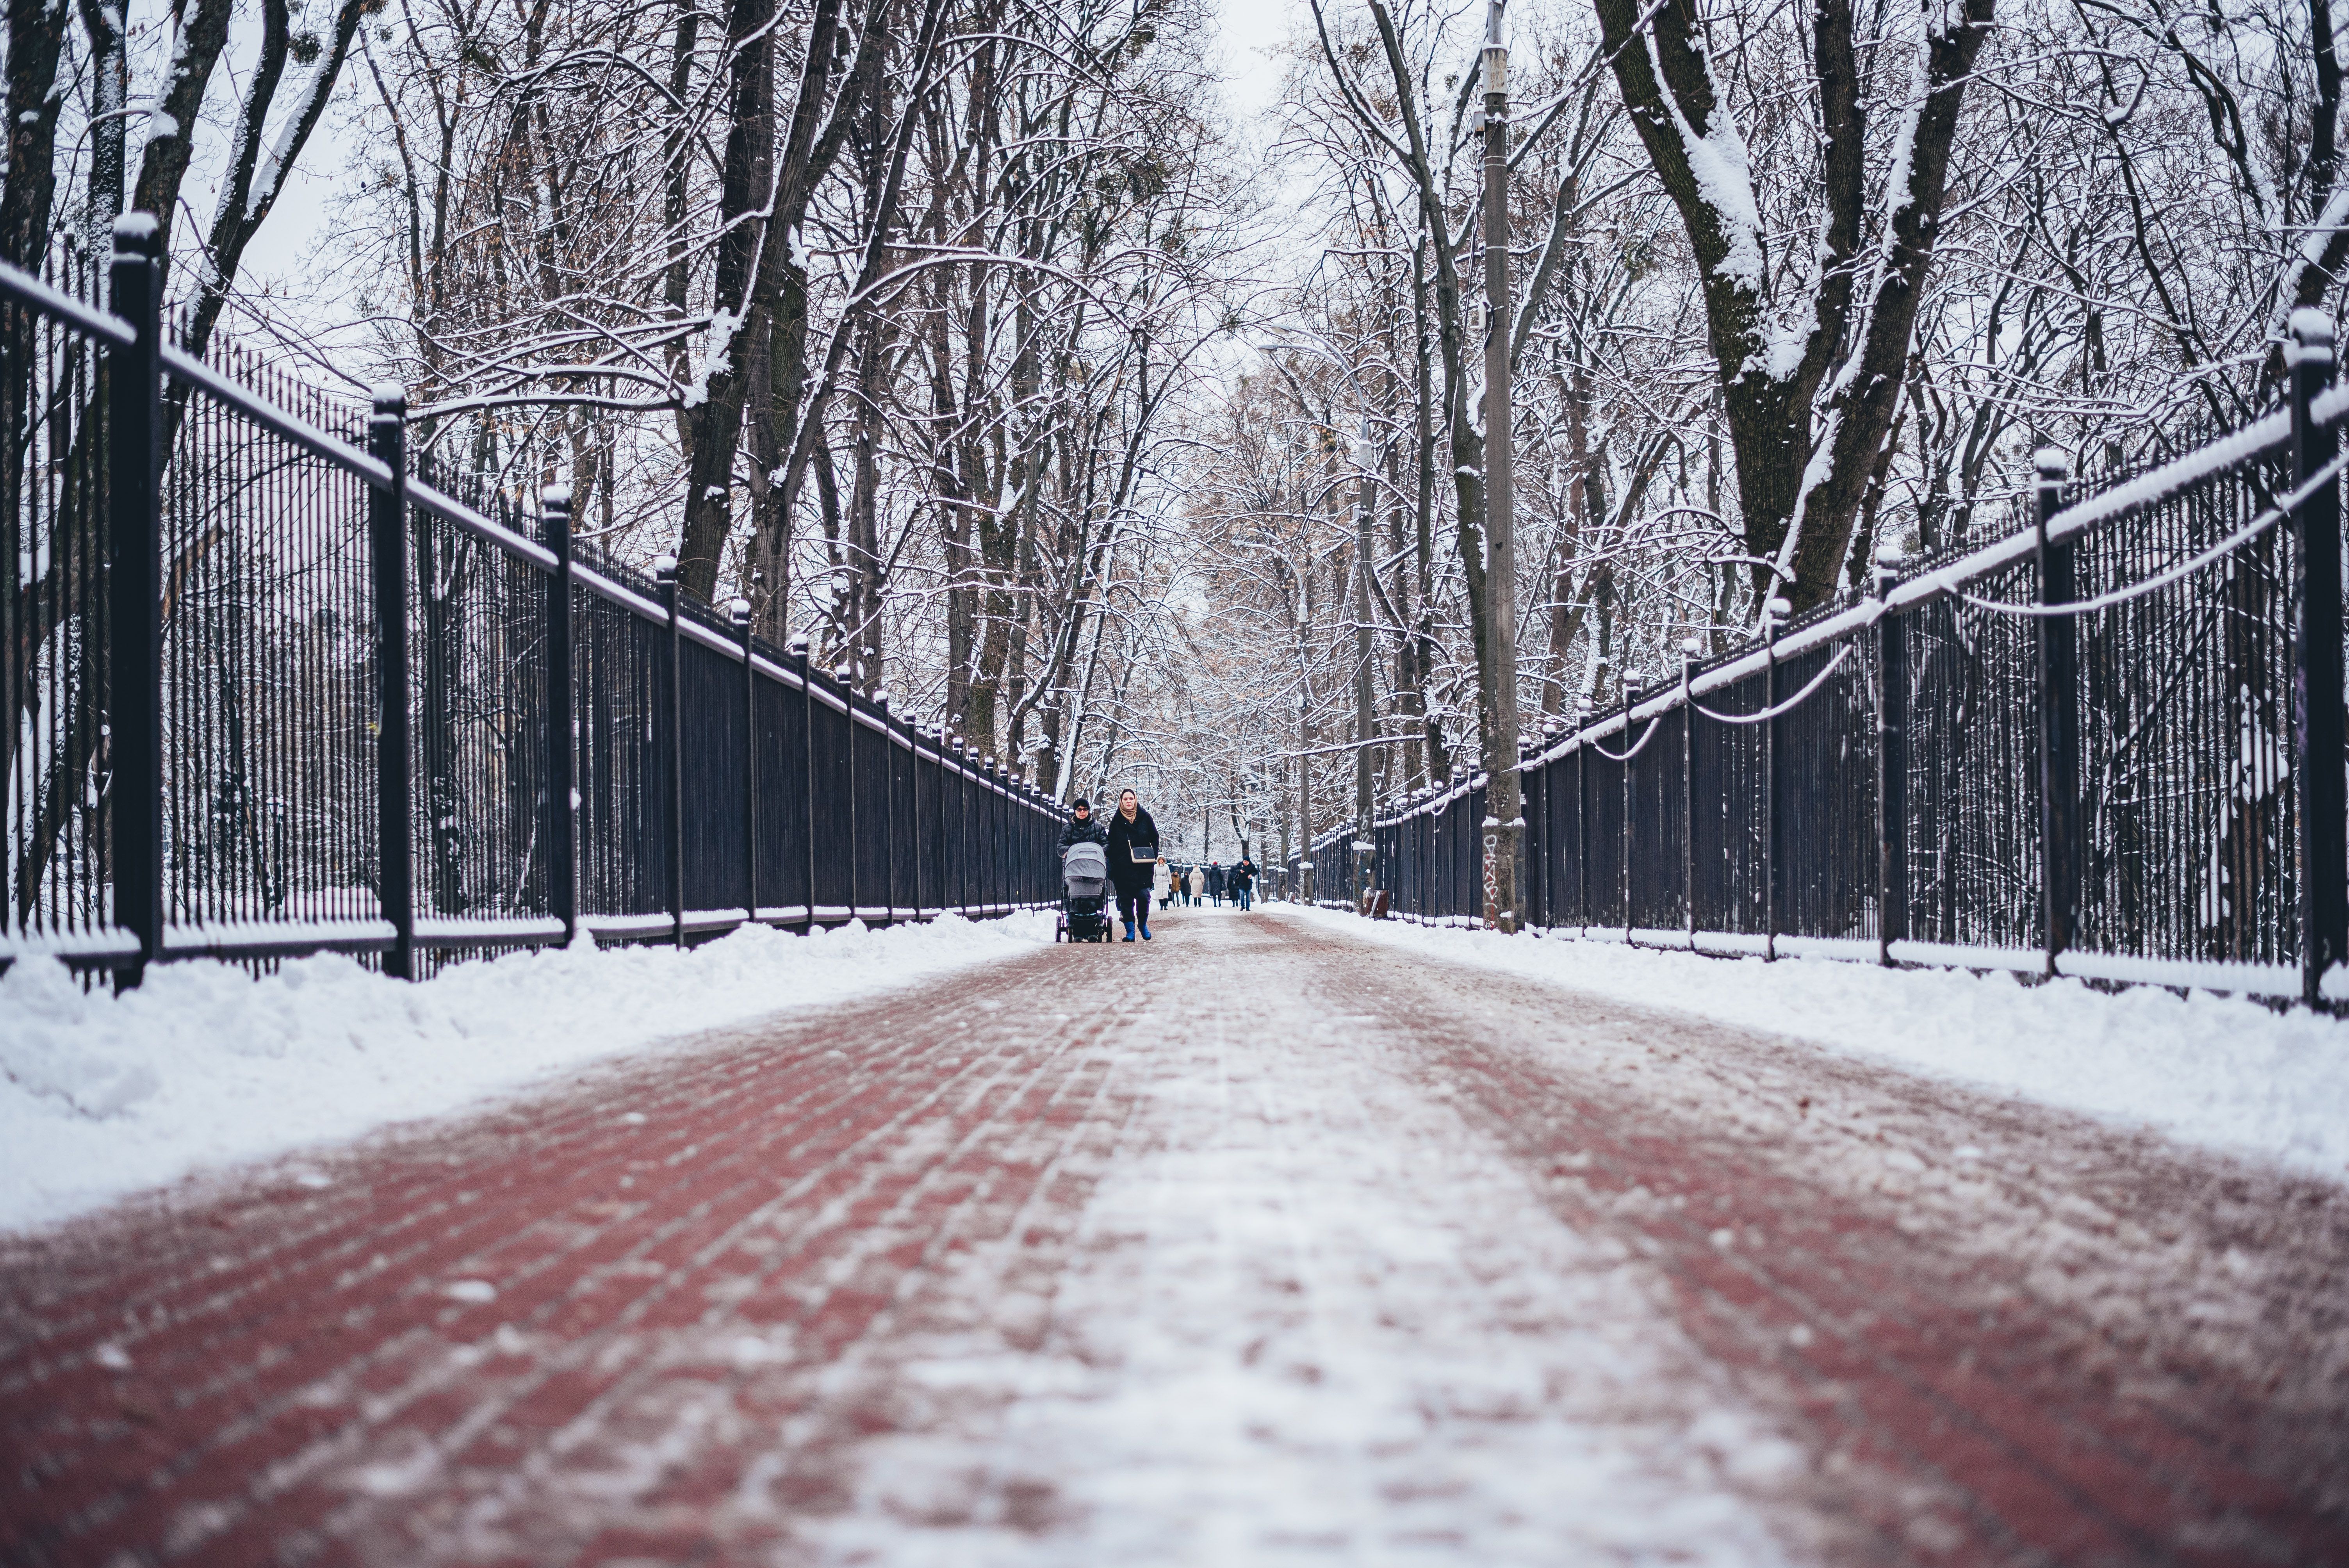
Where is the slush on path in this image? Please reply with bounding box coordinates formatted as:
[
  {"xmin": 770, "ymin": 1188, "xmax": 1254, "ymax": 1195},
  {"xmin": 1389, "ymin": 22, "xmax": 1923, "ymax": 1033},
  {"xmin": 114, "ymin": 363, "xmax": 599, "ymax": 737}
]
[{"xmin": 4, "ymin": 907, "xmax": 2346, "ymax": 1565}]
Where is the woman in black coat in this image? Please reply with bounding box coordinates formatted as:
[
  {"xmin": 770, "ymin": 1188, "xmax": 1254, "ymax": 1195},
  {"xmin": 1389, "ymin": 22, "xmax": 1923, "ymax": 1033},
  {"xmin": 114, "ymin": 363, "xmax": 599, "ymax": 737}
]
[{"xmin": 1103, "ymin": 788, "xmax": 1163, "ymax": 941}]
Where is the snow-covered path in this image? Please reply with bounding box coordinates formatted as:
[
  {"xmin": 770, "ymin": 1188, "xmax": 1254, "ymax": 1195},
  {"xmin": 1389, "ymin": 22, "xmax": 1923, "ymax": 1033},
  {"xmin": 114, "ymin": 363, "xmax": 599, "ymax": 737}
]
[{"xmin": 4, "ymin": 908, "xmax": 2345, "ymax": 1565}]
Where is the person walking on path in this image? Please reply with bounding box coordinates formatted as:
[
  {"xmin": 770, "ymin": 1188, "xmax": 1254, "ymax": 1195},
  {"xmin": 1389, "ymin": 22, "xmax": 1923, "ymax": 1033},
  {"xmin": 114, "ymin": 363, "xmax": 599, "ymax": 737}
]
[
  {"xmin": 1188, "ymin": 864, "xmax": 1205, "ymax": 906},
  {"xmin": 1230, "ymin": 854, "xmax": 1255, "ymax": 910},
  {"xmin": 1058, "ymin": 797, "xmax": 1107, "ymax": 854},
  {"xmin": 1105, "ymin": 789, "xmax": 1162, "ymax": 941},
  {"xmin": 1207, "ymin": 863, "xmax": 1226, "ymax": 907}
]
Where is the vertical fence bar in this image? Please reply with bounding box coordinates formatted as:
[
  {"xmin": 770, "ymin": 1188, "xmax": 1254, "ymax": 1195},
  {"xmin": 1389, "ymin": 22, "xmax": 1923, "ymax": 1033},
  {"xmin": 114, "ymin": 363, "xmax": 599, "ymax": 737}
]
[
  {"xmin": 1874, "ymin": 546, "xmax": 1907, "ymax": 965},
  {"xmin": 656, "ymin": 557, "xmax": 683, "ymax": 946},
  {"xmin": 841, "ymin": 670, "xmax": 859, "ymax": 917},
  {"xmin": 2290, "ymin": 310, "xmax": 2345, "ymax": 1006},
  {"xmin": 733, "ymin": 599, "xmax": 756, "ymax": 924},
  {"xmin": 984, "ymin": 757, "xmax": 999, "ymax": 909},
  {"xmin": 107, "ymin": 216, "xmax": 164, "ymax": 984},
  {"xmin": 1763, "ymin": 609, "xmax": 1784, "ymax": 960},
  {"xmin": 2035, "ymin": 450, "xmax": 2077, "ymax": 975},
  {"xmin": 792, "ymin": 635, "xmax": 813, "ymax": 924},
  {"xmin": 927, "ymin": 727, "xmax": 942, "ymax": 913},
  {"xmin": 1573, "ymin": 729, "xmax": 1588, "ymax": 930},
  {"xmin": 542, "ymin": 486, "xmax": 576, "ymax": 948},
  {"xmin": 878, "ymin": 694, "xmax": 896, "ymax": 919},
  {"xmin": 913, "ymin": 722, "xmax": 928, "ymax": 912},
  {"xmin": 365, "ymin": 385, "xmax": 412, "ymax": 980}
]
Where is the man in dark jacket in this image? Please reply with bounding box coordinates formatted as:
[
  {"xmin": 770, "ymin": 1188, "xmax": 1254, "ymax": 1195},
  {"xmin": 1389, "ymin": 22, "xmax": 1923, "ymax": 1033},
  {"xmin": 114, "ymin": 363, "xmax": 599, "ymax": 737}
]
[
  {"xmin": 1229, "ymin": 855, "xmax": 1256, "ymax": 911},
  {"xmin": 1058, "ymin": 797, "xmax": 1107, "ymax": 854},
  {"xmin": 1207, "ymin": 863, "xmax": 1226, "ymax": 906},
  {"xmin": 1104, "ymin": 789, "xmax": 1161, "ymax": 941}
]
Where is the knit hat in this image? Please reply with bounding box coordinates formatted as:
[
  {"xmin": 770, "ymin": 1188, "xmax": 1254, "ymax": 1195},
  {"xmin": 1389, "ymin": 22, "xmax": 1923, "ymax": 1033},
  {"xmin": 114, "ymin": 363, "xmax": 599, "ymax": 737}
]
[{"xmin": 1073, "ymin": 796, "xmax": 1091, "ymax": 811}]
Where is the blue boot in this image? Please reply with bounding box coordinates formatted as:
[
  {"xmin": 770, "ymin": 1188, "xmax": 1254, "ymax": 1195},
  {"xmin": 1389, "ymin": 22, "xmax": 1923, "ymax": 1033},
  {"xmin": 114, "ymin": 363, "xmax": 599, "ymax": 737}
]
[
  {"xmin": 1123, "ymin": 919, "xmax": 1136, "ymax": 942},
  {"xmin": 1139, "ymin": 916, "xmax": 1152, "ymax": 940}
]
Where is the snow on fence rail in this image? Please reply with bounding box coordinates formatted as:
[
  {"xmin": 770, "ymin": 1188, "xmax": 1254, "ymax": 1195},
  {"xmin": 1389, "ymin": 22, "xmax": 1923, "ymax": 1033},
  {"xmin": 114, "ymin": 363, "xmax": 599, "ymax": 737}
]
[
  {"xmin": 1314, "ymin": 312, "xmax": 2349, "ymax": 1008},
  {"xmin": 2, "ymin": 219, "xmax": 1062, "ymax": 984}
]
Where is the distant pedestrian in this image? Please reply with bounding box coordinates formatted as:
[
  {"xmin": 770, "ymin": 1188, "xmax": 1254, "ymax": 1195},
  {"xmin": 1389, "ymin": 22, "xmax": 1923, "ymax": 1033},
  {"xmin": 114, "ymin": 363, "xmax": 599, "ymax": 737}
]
[
  {"xmin": 1188, "ymin": 864, "xmax": 1204, "ymax": 905},
  {"xmin": 1207, "ymin": 863, "xmax": 1226, "ymax": 906},
  {"xmin": 1230, "ymin": 855, "xmax": 1256, "ymax": 910}
]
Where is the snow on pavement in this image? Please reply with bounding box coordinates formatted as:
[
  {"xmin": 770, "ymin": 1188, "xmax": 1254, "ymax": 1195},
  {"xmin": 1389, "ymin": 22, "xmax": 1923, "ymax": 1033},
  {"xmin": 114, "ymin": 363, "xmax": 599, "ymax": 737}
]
[
  {"xmin": 1287, "ymin": 905, "xmax": 2349, "ymax": 1180},
  {"xmin": 7, "ymin": 906, "xmax": 2342, "ymax": 1564},
  {"xmin": 0, "ymin": 914, "xmax": 1055, "ymax": 1233},
  {"xmin": 801, "ymin": 997, "xmax": 1804, "ymax": 1566}
]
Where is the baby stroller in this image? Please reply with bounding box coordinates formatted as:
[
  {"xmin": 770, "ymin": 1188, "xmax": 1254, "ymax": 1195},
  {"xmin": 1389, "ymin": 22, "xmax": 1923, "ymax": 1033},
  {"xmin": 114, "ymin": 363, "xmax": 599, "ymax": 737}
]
[{"xmin": 1057, "ymin": 841, "xmax": 1112, "ymax": 943}]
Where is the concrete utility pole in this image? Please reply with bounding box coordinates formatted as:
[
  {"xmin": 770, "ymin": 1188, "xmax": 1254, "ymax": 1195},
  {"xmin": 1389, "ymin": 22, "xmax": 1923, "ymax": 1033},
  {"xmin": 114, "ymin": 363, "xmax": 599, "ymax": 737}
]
[
  {"xmin": 1352, "ymin": 423, "xmax": 1379, "ymax": 913},
  {"xmin": 1481, "ymin": 0, "xmax": 1526, "ymax": 931}
]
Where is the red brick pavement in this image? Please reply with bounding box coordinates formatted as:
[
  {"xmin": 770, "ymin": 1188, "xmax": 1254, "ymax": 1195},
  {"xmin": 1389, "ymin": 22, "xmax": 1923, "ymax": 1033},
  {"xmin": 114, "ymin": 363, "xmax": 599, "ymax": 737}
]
[{"xmin": 2, "ymin": 910, "xmax": 2344, "ymax": 1565}]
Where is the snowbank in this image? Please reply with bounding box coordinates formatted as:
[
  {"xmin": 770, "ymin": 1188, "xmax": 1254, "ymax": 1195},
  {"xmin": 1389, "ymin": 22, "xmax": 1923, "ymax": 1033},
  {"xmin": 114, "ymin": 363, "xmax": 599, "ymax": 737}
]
[
  {"xmin": 1283, "ymin": 907, "xmax": 2349, "ymax": 1180},
  {"xmin": 0, "ymin": 914, "xmax": 1055, "ymax": 1234}
]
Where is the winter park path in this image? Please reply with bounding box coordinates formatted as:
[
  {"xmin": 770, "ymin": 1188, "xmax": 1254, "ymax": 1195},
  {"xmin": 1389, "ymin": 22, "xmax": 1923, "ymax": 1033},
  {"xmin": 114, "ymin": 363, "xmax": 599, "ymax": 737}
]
[{"xmin": 3, "ymin": 911, "xmax": 2346, "ymax": 1566}]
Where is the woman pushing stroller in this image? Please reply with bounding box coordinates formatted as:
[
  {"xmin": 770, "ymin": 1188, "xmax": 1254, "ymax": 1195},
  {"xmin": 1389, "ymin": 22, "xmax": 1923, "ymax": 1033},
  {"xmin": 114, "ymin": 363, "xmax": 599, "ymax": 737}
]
[{"xmin": 1055, "ymin": 798, "xmax": 1113, "ymax": 942}]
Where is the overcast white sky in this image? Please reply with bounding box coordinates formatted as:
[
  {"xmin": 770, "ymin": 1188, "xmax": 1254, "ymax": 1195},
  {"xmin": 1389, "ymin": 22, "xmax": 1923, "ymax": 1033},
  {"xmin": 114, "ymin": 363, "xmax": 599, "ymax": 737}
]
[{"xmin": 1213, "ymin": 0, "xmax": 1299, "ymax": 131}]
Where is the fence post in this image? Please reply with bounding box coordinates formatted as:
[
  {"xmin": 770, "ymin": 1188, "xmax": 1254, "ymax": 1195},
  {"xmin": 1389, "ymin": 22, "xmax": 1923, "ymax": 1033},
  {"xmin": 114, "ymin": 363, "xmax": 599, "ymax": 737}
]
[
  {"xmin": 543, "ymin": 486, "xmax": 576, "ymax": 950},
  {"xmin": 107, "ymin": 216, "xmax": 164, "ymax": 986},
  {"xmin": 1680, "ymin": 642, "xmax": 1698, "ymax": 944},
  {"xmin": 363, "ymin": 386, "xmax": 413, "ymax": 981},
  {"xmin": 2034, "ymin": 450, "xmax": 2077, "ymax": 976},
  {"xmin": 1873, "ymin": 544, "xmax": 1906, "ymax": 966},
  {"xmin": 1622, "ymin": 675, "xmax": 1641, "ymax": 941},
  {"xmin": 655, "ymin": 556, "xmax": 683, "ymax": 948},
  {"xmin": 1763, "ymin": 599, "xmax": 1787, "ymax": 961},
  {"xmin": 732, "ymin": 599, "xmax": 756, "ymax": 926},
  {"xmin": 1573, "ymin": 708, "xmax": 1590, "ymax": 932},
  {"xmin": 2290, "ymin": 310, "xmax": 2345, "ymax": 1007}
]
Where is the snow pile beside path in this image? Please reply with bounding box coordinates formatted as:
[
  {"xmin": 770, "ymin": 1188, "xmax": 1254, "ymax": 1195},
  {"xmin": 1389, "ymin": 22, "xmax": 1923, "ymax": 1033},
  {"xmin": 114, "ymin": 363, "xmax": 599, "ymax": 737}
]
[
  {"xmin": 1284, "ymin": 907, "xmax": 2349, "ymax": 1179},
  {"xmin": 0, "ymin": 914, "xmax": 1054, "ymax": 1233}
]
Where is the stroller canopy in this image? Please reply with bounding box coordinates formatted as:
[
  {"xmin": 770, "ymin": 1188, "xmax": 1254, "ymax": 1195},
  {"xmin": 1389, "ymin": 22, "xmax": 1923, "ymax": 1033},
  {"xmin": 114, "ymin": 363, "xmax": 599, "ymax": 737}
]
[{"xmin": 1063, "ymin": 841, "xmax": 1109, "ymax": 884}]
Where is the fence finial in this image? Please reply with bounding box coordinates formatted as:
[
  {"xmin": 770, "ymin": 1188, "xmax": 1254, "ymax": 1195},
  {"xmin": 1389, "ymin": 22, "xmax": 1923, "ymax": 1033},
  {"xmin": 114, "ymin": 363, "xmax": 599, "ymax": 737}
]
[
  {"xmin": 2288, "ymin": 306, "xmax": 2335, "ymax": 353},
  {"xmin": 726, "ymin": 596, "xmax": 750, "ymax": 625},
  {"xmin": 653, "ymin": 554, "xmax": 678, "ymax": 583},
  {"xmin": 111, "ymin": 211, "xmax": 160, "ymax": 251},
  {"xmin": 2033, "ymin": 447, "xmax": 2070, "ymax": 483}
]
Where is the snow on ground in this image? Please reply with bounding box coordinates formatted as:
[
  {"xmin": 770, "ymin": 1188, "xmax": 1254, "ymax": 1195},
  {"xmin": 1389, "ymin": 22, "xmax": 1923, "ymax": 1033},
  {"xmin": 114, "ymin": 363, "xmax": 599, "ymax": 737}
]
[
  {"xmin": 801, "ymin": 994, "xmax": 1805, "ymax": 1567},
  {"xmin": 1284, "ymin": 905, "xmax": 2349, "ymax": 1181},
  {"xmin": 0, "ymin": 914, "xmax": 1055, "ymax": 1234}
]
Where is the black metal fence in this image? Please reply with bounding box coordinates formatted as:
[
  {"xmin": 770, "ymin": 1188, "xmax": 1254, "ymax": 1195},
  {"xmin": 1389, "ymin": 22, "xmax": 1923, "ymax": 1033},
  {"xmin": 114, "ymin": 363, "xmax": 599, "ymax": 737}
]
[
  {"xmin": 1353, "ymin": 314, "xmax": 2348, "ymax": 1006},
  {"xmin": 3, "ymin": 217, "xmax": 1061, "ymax": 984}
]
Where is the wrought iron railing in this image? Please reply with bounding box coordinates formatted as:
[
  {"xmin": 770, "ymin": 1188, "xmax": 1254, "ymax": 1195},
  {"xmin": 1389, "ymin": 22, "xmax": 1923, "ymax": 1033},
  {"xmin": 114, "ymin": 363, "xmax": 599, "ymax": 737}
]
[
  {"xmin": 2, "ymin": 217, "xmax": 1062, "ymax": 983},
  {"xmin": 1356, "ymin": 314, "xmax": 2347, "ymax": 1007}
]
